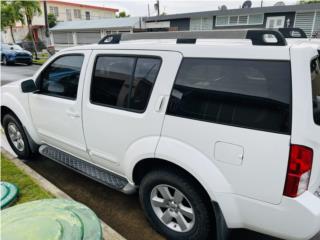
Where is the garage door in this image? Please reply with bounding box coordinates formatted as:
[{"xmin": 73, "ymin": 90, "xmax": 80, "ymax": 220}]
[
  {"xmin": 53, "ymin": 32, "xmax": 73, "ymax": 44},
  {"xmin": 294, "ymin": 11, "xmax": 319, "ymax": 37},
  {"xmin": 76, "ymin": 32, "xmax": 101, "ymax": 44}
]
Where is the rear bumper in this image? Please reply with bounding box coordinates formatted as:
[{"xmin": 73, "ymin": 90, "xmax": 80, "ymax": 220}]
[{"xmin": 216, "ymin": 191, "xmax": 320, "ymax": 240}]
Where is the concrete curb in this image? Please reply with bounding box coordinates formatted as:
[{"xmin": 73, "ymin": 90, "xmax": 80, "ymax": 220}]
[{"xmin": 1, "ymin": 147, "xmax": 126, "ymax": 240}]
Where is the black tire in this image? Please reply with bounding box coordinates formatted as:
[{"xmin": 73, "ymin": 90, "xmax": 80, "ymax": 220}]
[
  {"xmin": 3, "ymin": 55, "xmax": 8, "ymax": 65},
  {"xmin": 139, "ymin": 169, "xmax": 216, "ymax": 240},
  {"xmin": 27, "ymin": 61, "xmax": 33, "ymax": 65},
  {"xmin": 3, "ymin": 114, "xmax": 32, "ymax": 159}
]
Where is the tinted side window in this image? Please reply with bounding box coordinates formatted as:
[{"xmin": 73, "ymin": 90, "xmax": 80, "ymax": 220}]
[
  {"xmin": 91, "ymin": 56, "xmax": 161, "ymax": 112},
  {"xmin": 129, "ymin": 58, "xmax": 161, "ymax": 111},
  {"xmin": 91, "ymin": 56, "xmax": 135, "ymax": 108},
  {"xmin": 167, "ymin": 58, "xmax": 292, "ymax": 134},
  {"xmin": 38, "ymin": 55, "xmax": 84, "ymax": 99}
]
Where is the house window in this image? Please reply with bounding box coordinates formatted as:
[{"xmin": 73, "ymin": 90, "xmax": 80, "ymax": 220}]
[
  {"xmin": 85, "ymin": 11, "xmax": 90, "ymax": 20},
  {"xmin": 74, "ymin": 9, "xmax": 81, "ymax": 19},
  {"xmin": 49, "ymin": 6, "xmax": 59, "ymax": 17},
  {"xmin": 249, "ymin": 14, "xmax": 264, "ymax": 25},
  {"xmin": 216, "ymin": 16, "xmax": 228, "ymax": 26},
  {"xmin": 229, "ymin": 16, "xmax": 238, "ymax": 25},
  {"xmin": 190, "ymin": 17, "xmax": 213, "ymax": 31},
  {"xmin": 216, "ymin": 14, "xmax": 263, "ymax": 26},
  {"xmin": 66, "ymin": 9, "xmax": 72, "ymax": 21}
]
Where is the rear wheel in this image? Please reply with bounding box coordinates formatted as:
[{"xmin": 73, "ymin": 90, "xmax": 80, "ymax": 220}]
[
  {"xmin": 3, "ymin": 114, "xmax": 32, "ymax": 159},
  {"xmin": 139, "ymin": 169, "xmax": 216, "ymax": 240}
]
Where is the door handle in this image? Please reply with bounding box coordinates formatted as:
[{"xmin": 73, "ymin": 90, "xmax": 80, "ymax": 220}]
[
  {"xmin": 66, "ymin": 110, "xmax": 80, "ymax": 118},
  {"xmin": 155, "ymin": 96, "xmax": 165, "ymax": 112}
]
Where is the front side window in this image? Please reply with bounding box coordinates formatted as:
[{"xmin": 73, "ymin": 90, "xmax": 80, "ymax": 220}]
[
  {"xmin": 311, "ymin": 55, "xmax": 320, "ymax": 125},
  {"xmin": 167, "ymin": 58, "xmax": 292, "ymax": 134},
  {"xmin": 91, "ymin": 56, "xmax": 161, "ymax": 112},
  {"xmin": 37, "ymin": 54, "xmax": 84, "ymax": 99}
]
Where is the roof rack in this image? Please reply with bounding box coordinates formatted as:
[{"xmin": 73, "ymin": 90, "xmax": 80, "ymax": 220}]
[
  {"xmin": 98, "ymin": 29, "xmax": 287, "ymax": 46},
  {"xmin": 278, "ymin": 28, "xmax": 307, "ymax": 38}
]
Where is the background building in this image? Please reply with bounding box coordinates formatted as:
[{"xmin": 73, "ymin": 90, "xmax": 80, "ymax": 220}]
[
  {"xmin": 2, "ymin": 0, "xmax": 118, "ymax": 44},
  {"xmin": 50, "ymin": 17, "xmax": 144, "ymax": 50},
  {"xmin": 144, "ymin": 3, "xmax": 320, "ymax": 37}
]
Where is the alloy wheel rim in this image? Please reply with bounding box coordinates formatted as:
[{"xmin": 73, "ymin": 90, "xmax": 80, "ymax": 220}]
[
  {"xmin": 7, "ymin": 122, "xmax": 25, "ymax": 152},
  {"xmin": 150, "ymin": 184, "xmax": 195, "ymax": 232}
]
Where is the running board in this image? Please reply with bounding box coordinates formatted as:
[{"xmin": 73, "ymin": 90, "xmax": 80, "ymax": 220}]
[{"xmin": 39, "ymin": 145, "xmax": 135, "ymax": 194}]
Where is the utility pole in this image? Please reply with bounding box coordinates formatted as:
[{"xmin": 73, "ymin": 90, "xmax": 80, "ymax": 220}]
[
  {"xmin": 154, "ymin": 0, "xmax": 160, "ymax": 16},
  {"xmin": 148, "ymin": 3, "xmax": 150, "ymax": 17},
  {"xmin": 261, "ymin": 0, "xmax": 263, "ymax": 7},
  {"xmin": 43, "ymin": 0, "xmax": 50, "ymax": 46}
]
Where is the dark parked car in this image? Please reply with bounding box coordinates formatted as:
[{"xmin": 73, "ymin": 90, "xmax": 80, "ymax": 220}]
[{"xmin": 1, "ymin": 43, "xmax": 33, "ymax": 65}]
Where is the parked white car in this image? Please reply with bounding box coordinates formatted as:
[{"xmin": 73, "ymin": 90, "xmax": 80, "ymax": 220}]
[{"xmin": 1, "ymin": 30, "xmax": 320, "ymax": 240}]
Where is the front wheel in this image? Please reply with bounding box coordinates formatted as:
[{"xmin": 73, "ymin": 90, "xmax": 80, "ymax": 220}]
[
  {"xmin": 139, "ymin": 169, "xmax": 216, "ymax": 240},
  {"xmin": 3, "ymin": 114, "xmax": 32, "ymax": 159}
]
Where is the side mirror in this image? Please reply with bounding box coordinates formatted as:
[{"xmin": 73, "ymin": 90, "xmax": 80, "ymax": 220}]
[{"xmin": 21, "ymin": 79, "xmax": 38, "ymax": 93}]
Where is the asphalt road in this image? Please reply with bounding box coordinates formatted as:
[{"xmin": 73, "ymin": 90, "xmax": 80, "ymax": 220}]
[
  {"xmin": 1, "ymin": 63, "xmax": 40, "ymax": 86},
  {"xmin": 1, "ymin": 64, "xmax": 283, "ymax": 240}
]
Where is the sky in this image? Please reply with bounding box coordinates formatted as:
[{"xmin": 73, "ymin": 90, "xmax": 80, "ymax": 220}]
[{"xmin": 69, "ymin": 0, "xmax": 299, "ymax": 17}]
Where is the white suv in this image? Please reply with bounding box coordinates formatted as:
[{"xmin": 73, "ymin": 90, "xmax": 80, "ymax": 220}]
[{"xmin": 2, "ymin": 30, "xmax": 320, "ymax": 240}]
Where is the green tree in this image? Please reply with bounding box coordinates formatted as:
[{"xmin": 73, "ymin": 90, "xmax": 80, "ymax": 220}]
[
  {"xmin": 116, "ymin": 11, "xmax": 130, "ymax": 18},
  {"xmin": 1, "ymin": 1, "xmax": 25, "ymax": 43},
  {"xmin": 48, "ymin": 13, "xmax": 57, "ymax": 28},
  {"xmin": 16, "ymin": 0, "xmax": 42, "ymax": 59}
]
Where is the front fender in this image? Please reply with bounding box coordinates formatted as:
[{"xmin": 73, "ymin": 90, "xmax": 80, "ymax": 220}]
[{"xmin": 1, "ymin": 82, "xmax": 40, "ymax": 144}]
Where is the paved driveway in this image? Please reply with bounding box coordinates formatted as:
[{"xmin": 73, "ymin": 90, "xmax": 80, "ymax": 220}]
[
  {"xmin": 1, "ymin": 64, "xmax": 283, "ymax": 240},
  {"xmin": 1, "ymin": 64, "xmax": 40, "ymax": 86}
]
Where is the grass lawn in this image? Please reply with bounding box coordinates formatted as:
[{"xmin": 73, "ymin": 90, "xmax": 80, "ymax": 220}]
[
  {"xmin": 33, "ymin": 58, "xmax": 47, "ymax": 65},
  {"xmin": 1, "ymin": 153, "xmax": 53, "ymax": 205},
  {"xmin": 33, "ymin": 52, "xmax": 49, "ymax": 65}
]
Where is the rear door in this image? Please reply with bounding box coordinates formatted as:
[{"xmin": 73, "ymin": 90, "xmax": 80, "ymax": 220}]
[
  {"xmin": 159, "ymin": 57, "xmax": 292, "ymax": 204},
  {"xmin": 82, "ymin": 50, "xmax": 182, "ymax": 174}
]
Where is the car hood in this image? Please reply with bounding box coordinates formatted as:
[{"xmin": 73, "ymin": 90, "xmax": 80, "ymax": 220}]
[
  {"xmin": 1, "ymin": 78, "xmax": 31, "ymax": 90},
  {"xmin": 3, "ymin": 49, "xmax": 32, "ymax": 55}
]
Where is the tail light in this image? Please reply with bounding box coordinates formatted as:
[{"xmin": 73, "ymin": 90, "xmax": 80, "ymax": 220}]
[{"xmin": 284, "ymin": 145, "xmax": 313, "ymax": 198}]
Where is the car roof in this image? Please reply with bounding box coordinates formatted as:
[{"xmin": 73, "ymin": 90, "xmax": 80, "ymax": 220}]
[{"xmin": 59, "ymin": 39, "xmax": 301, "ymax": 60}]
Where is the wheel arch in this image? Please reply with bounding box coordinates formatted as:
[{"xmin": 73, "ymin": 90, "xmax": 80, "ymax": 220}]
[{"xmin": 1, "ymin": 91, "xmax": 41, "ymax": 145}]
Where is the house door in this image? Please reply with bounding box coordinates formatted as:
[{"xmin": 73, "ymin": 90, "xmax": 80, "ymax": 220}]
[{"xmin": 266, "ymin": 16, "xmax": 285, "ymax": 29}]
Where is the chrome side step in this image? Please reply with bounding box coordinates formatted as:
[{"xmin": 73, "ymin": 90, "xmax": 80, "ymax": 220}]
[{"xmin": 39, "ymin": 145, "xmax": 135, "ymax": 193}]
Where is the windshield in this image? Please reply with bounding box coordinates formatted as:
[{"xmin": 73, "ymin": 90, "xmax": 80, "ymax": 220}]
[
  {"xmin": 311, "ymin": 54, "xmax": 320, "ymax": 125},
  {"xmin": 1, "ymin": 44, "xmax": 23, "ymax": 51}
]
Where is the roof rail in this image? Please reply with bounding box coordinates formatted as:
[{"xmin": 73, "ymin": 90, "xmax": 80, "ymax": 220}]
[
  {"xmin": 98, "ymin": 29, "xmax": 287, "ymax": 46},
  {"xmin": 278, "ymin": 28, "xmax": 307, "ymax": 38}
]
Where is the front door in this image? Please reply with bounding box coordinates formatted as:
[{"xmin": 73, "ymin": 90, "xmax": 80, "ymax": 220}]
[
  {"xmin": 266, "ymin": 16, "xmax": 285, "ymax": 28},
  {"xmin": 82, "ymin": 50, "xmax": 182, "ymax": 173},
  {"xmin": 29, "ymin": 50, "xmax": 91, "ymax": 160}
]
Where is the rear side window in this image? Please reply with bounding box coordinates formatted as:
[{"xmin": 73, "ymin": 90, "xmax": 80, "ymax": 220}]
[
  {"xmin": 167, "ymin": 58, "xmax": 292, "ymax": 134},
  {"xmin": 311, "ymin": 55, "xmax": 320, "ymax": 125},
  {"xmin": 91, "ymin": 55, "xmax": 161, "ymax": 112}
]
